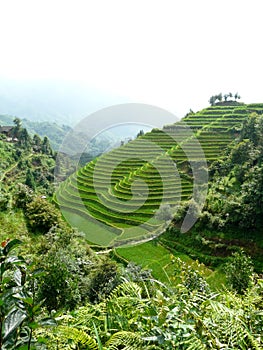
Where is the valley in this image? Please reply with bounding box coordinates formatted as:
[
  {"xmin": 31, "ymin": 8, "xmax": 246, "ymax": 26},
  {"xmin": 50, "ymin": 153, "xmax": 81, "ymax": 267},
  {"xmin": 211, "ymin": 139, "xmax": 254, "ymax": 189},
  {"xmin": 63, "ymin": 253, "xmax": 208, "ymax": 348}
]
[{"xmin": 0, "ymin": 99, "xmax": 263, "ymax": 349}]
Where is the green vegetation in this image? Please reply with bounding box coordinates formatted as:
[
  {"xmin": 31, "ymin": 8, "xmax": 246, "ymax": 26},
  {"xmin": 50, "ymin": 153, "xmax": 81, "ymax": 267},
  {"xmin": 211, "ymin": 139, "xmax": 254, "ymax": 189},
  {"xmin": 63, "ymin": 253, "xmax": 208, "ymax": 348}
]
[
  {"xmin": 0, "ymin": 239, "xmax": 56, "ymax": 349},
  {"xmin": 224, "ymin": 250, "xmax": 254, "ymax": 294},
  {"xmin": 209, "ymin": 92, "xmax": 241, "ymax": 106},
  {"xmin": 0, "ymin": 100, "xmax": 263, "ymax": 348},
  {"xmin": 0, "ymin": 114, "xmax": 71, "ymax": 151},
  {"xmin": 56, "ymin": 102, "xmax": 263, "ymax": 247},
  {"xmin": 0, "ymin": 120, "xmax": 56, "ymax": 198},
  {"xmin": 1, "ymin": 237, "xmax": 262, "ymax": 349},
  {"xmin": 115, "ymin": 240, "xmax": 210, "ymax": 283},
  {"xmin": 199, "ymin": 112, "xmax": 263, "ymax": 231},
  {"xmin": 42, "ymin": 274, "xmax": 263, "ymax": 349}
]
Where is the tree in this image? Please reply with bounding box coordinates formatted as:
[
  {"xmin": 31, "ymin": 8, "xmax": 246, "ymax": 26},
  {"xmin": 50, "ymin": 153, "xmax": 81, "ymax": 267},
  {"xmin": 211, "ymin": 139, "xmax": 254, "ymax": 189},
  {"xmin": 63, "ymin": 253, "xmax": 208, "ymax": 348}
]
[
  {"xmin": 33, "ymin": 134, "xmax": 42, "ymax": 152},
  {"xmin": 37, "ymin": 248, "xmax": 82, "ymax": 311},
  {"xmin": 18, "ymin": 128, "xmax": 32, "ymax": 148},
  {"xmin": 224, "ymin": 250, "xmax": 254, "ymax": 294},
  {"xmin": 209, "ymin": 95, "xmax": 216, "ymax": 106},
  {"xmin": 13, "ymin": 117, "xmax": 22, "ymax": 128},
  {"xmin": 136, "ymin": 130, "xmax": 144, "ymax": 138},
  {"xmin": 88, "ymin": 259, "xmax": 120, "ymax": 303},
  {"xmin": 41, "ymin": 136, "xmax": 53, "ymax": 155},
  {"xmin": 13, "ymin": 183, "xmax": 34, "ymax": 209},
  {"xmin": 240, "ymin": 112, "xmax": 263, "ymax": 147},
  {"xmin": 234, "ymin": 92, "xmax": 240, "ymax": 100},
  {"xmin": 217, "ymin": 92, "xmax": 222, "ymax": 102},
  {"xmin": 37, "ymin": 228, "xmax": 95, "ymax": 312},
  {"xmin": 11, "ymin": 117, "xmax": 22, "ymax": 140},
  {"xmin": 25, "ymin": 168, "xmax": 36, "ymax": 190},
  {"xmin": 209, "ymin": 93, "xmax": 223, "ymax": 105},
  {"xmin": 0, "ymin": 187, "xmax": 10, "ymax": 210},
  {"xmin": 25, "ymin": 197, "xmax": 62, "ymax": 233}
]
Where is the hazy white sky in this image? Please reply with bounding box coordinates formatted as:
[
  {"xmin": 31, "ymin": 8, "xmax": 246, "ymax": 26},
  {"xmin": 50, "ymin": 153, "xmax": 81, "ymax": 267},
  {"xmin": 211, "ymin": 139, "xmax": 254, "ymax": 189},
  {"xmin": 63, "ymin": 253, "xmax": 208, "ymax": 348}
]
[{"xmin": 0, "ymin": 0, "xmax": 263, "ymax": 117}]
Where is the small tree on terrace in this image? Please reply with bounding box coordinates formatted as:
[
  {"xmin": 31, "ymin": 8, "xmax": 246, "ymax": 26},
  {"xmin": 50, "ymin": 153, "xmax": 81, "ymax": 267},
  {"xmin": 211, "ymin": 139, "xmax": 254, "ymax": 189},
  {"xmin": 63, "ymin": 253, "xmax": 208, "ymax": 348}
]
[
  {"xmin": 234, "ymin": 92, "xmax": 241, "ymax": 101},
  {"xmin": 209, "ymin": 95, "xmax": 216, "ymax": 106},
  {"xmin": 217, "ymin": 92, "xmax": 222, "ymax": 102},
  {"xmin": 136, "ymin": 129, "xmax": 144, "ymax": 138}
]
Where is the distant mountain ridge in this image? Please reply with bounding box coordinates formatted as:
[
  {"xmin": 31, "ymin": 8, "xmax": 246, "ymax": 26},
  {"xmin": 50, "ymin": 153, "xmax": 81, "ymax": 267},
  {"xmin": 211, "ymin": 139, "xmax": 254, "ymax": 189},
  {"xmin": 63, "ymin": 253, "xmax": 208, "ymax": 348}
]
[
  {"xmin": 0, "ymin": 114, "xmax": 71, "ymax": 151},
  {"xmin": 0, "ymin": 115, "xmax": 148, "ymax": 159},
  {"xmin": 0, "ymin": 78, "xmax": 128, "ymax": 125}
]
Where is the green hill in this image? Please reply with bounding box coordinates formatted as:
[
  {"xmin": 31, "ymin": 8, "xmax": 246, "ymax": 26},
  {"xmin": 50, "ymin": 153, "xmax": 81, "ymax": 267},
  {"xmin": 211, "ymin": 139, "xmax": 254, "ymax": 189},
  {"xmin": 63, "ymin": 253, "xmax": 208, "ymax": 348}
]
[
  {"xmin": 0, "ymin": 114, "xmax": 71, "ymax": 151},
  {"xmin": 0, "ymin": 126, "xmax": 55, "ymax": 197},
  {"xmin": 55, "ymin": 102, "xmax": 263, "ymax": 246}
]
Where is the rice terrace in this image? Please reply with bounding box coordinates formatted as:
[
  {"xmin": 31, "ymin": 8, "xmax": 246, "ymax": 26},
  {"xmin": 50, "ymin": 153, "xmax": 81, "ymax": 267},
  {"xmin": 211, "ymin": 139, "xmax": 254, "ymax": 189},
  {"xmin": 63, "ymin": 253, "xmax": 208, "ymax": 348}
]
[
  {"xmin": 2, "ymin": 2, "xmax": 263, "ymax": 346},
  {"xmin": 55, "ymin": 101, "xmax": 263, "ymax": 247}
]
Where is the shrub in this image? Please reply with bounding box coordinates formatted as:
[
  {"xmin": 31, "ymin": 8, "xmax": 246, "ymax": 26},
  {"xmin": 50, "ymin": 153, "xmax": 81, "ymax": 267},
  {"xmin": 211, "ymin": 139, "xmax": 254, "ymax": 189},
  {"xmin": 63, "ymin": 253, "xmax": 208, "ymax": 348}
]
[
  {"xmin": 13, "ymin": 183, "xmax": 34, "ymax": 209},
  {"xmin": 224, "ymin": 250, "xmax": 254, "ymax": 294},
  {"xmin": 25, "ymin": 197, "xmax": 61, "ymax": 233},
  {"xmin": 36, "ymin": 228, "xmax": 94, "ymax": 312},
  {"xmin": 0, "ymin": 187, "xmax": 10, "ymax": 210},
  {"xmin": 88, "ymin": 259, "xmax": 120, "ymax": 303},
  {"xmin": 37, "ymin": 248, "xmax": 82, "ymax": 311}
]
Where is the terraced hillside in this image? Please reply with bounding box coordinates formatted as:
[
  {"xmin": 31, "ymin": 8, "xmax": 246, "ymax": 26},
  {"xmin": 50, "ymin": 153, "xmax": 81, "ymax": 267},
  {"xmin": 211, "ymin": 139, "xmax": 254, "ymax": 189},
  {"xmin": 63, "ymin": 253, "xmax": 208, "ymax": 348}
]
[{"xmin": 55, "ymin": 103, "xmax": 263, "ymax": 246}]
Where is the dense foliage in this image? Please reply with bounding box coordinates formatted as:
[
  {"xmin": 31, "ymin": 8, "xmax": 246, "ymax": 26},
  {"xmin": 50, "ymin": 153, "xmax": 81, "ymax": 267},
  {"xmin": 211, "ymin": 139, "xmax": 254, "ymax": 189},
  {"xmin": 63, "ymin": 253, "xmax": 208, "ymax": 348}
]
[
  {"xmin": 0, "ymin": 239, "xmax": 55, "ymax": 349},
  {"xmin": 45, "ymin": 277, "xmax": 262, "ymax": 349},
  {"xmin": 201, "ymin": 112, "xmax": 263, "ymax": 231},
  {"xmin": 1, "ymin": 108, "xmax": 263, "ymax": 349},
  {"xmin": 0, "ymin": 120, "xmax": 56, "ymax": 198},
  {"xmin": 1, "ymin": 238, "xmax": 262, "ymax": 349}
]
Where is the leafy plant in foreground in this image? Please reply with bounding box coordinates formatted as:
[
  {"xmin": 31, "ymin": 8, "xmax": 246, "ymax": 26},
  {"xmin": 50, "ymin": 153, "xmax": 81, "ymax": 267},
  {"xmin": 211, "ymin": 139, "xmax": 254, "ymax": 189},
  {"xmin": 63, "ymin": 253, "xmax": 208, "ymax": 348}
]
[
  {"xmin": 0, "ymin": 238, "xmax": 31, "ymax": 349},
  {"xmin": 0, "ymin": 238, "xmax": 55, "ymax": 349},
  {"xmin": 43, "ymin": 276, "xmax": 263, "ymax": 349}
]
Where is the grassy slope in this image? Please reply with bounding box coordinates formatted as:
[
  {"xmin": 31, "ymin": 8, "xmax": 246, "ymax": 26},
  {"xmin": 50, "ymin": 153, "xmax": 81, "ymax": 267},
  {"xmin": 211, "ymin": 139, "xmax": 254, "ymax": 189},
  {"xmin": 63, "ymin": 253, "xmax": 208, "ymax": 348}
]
[{"xmin": 115, "ymin": 240, "xmax": 226, "ymax": 289}]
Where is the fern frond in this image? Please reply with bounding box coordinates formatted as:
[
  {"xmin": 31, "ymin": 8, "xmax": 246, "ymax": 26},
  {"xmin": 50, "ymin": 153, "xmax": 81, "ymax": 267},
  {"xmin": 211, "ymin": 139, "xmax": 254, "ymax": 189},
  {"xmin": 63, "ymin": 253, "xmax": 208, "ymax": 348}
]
[
  {"xmin": 57, "ymin": 325, "xmax": 99, "ymax": 349},
  {"xmin": 183, "ymin": 334, "xmax": 208, "ymax": 350},
  {"xmin": 108, "ymin": 281, "xmax": 142, "ymax": 300},
  {"xmin": 202, "ymin": 299, "xmax": 235, "ymax": 316},
  {"xmin": 106, "ymin": 331, "xmax": 147, "ymax": 350}
]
